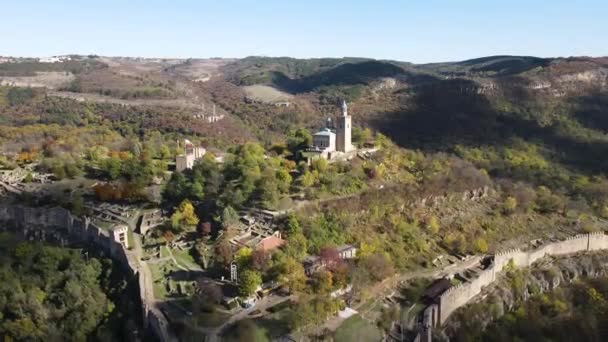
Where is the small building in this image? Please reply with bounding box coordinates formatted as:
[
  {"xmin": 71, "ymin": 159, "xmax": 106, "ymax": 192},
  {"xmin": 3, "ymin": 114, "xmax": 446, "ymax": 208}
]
[
  {"xmin": 312, "ymin": 128, "xmax": 336, "ymax": 157},
  {"xmin": 111, "ymin": 224, "xmax": 130, "ymax": 249},
  {"xmin": 303, "ymin": 244, "xmax": 358, "ymax": 276},
  {"xmin": 337, "ymin": 244, "xmax": 357, "ymax": 259},
  {"xmin": 176, "ymin": 139, "xmax": 206, "ymax": 172},
  {"xmin": 138, "ymin": 209, "xmax": 165, "ymax": 235},
  {"xmin": 256, "ymin": 235, "xmax": 285, "ymax": 252},
  {"xmin": 303, "ymin": 256, "xmax": 323, "ymax": 276}
]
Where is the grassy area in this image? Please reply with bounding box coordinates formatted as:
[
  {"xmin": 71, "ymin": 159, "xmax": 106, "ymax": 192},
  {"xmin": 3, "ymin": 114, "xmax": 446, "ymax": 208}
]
[
  {"xmin": 148, "ymin": 261, "xmax": 171, "ymax": 298},
  {"xmin": 127, "ymin": 229, "xmax": 134, "ymax": 250},
  {"xmin": 172, "ymin": 247, "xmax": 201, "ymax": 270},
  {"xmin": 334, "ymin": 315, "xmax": 382, "ymax": 342},
  {"xmin": 160, "ymin": 245, "xmax": 170, "ymax": 259}
]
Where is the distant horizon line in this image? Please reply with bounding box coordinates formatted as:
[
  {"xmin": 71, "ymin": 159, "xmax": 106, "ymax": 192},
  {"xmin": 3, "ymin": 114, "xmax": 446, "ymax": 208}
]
[{"xmin": 1, "ymin": 53, "xmax": 607, "ymax": 65}]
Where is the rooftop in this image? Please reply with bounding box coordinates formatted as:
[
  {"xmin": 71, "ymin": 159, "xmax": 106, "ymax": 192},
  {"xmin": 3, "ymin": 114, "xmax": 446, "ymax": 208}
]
[{"xmin": 313, "ymin": 128, "xmax": 335, "ymax": 137}]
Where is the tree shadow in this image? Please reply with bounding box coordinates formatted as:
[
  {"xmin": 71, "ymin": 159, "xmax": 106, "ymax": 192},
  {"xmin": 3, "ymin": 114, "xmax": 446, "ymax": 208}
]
[
  {"xmin": 572, "ymin": 92, "xmax": 608, "ymax": 132},
  {"xmin": 270, "ymin": 61, "xmax": 416, "ymax": 93},
  {"xmin": 371, "ymin": 77, "xmax": 608, "ymax": 177}
]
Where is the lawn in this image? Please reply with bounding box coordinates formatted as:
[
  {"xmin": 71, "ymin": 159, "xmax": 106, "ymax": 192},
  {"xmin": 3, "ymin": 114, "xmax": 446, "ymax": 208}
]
[
  {"xmin": 148, "ymin": 264, "xmax": 167, "ymax": 299},
  {"xmin": 255, "ymin": 309, "xmax": 294, "ymax": 338},
  {"xmin": 334, "ymin": 315, "xmax": 382, "ymax": 342},
  {"xmin": 160, "ymin": 245, "xmax": 171, "ymax": 259},
  {"xmin": 172, "ymin": 247, "xmax": 201, "ymax": 270},
  {"xmin": 148, "ymin": 261, "xmax": 173, "ymax": 298}
]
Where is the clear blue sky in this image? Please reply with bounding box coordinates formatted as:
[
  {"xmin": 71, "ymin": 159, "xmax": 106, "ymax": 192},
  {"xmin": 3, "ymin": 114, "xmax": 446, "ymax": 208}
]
[{"xmin": 2, "ymin": 0, "xmax": 607, "ymax": 63}]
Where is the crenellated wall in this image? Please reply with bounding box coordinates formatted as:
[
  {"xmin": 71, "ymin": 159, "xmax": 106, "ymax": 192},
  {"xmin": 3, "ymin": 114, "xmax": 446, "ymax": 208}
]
[
  {"xmin": 436, "ymin": 232, "xmax": 608, "ymax": 326},
  {"xmin": 0, "ymin": 204, "xmax": 173, "ymax": 342}
]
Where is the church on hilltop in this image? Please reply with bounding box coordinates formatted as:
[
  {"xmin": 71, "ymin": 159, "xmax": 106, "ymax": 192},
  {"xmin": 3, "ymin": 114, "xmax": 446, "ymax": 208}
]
[{"xmin": 308, "ymin": 100, "xmax": 354, "ymax": 160}]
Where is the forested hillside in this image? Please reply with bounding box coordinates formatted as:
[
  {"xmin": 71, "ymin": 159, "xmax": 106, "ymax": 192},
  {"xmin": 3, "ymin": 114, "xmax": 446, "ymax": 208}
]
[{"xmin": 0, "ymin": 233, "xmax": 141, "ymax": 341}]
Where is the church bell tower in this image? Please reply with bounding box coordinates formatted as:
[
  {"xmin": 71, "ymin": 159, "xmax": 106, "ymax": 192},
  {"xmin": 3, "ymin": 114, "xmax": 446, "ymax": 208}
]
[{"xmin": 336, "ymin": 100, "xmax": 352, "ymax": 152}]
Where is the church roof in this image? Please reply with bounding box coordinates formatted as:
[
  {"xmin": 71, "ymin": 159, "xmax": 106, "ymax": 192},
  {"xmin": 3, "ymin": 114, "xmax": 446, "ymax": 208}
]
[{"xmin": 313, "ymin": 128, "xmax": 335, "ymax": 136}]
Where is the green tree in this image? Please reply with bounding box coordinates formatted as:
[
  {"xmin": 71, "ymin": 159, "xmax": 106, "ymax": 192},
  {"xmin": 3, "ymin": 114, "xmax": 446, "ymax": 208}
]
[
  {"xmin": 190, "ymin": 181, "xmax": 205, "ymax": 201},
  {"xmin": 171, "ymin": 199, "xmax": 199, "ymax": 230},
  {"xmin": 238, "ymin": 270, "xmax": 262, "ymax": 297},
  {"xmin": 285, "ymin": 214, "xmax": 301, "ymax": 236},
  {"xmin": 276, "ymin": 257, "xmax": 307, "ymax": 293},
  {"xmin": 287, "ymin": 128, "xmax": 312, "ymax": 156},
  {"xmin": 234, "ymin": 247, "xmax": 253, "ymax": 268},
  {"xmin": 503, "ymin": 196, "xmax": 518, "ymax": 215},
  {"xmin": 23, "ymin": 172, "xmax": 33, "ymax": 183},
  {"xmin": 70, "ymin": 191, "xmax": 85, "ymax": 216},
  {"xmin": 159, "ymin": 144, "xmax": 171, "ymax": 159},
  {"xmin": 314, "ymin": 270, "xmax": 334, "ymax": 294},
  {"xmin": 284, "ymin": 233, "xmax": 307, "ymax": 260},
  {"xmin": 103, "ymin": 157, "xmax": 122, "ymax": 180},
  {"xmin": 473, "ymin": 238, "xmax": 489, "ymax": 254},
  {"xmin": 426, "ymin": 216, "xmax": 440, "ymax": 234},
  {"xmin": 221, "ymin": 205, "xmax": 239, "ymax": 228},
  {"xmin": 228, "ymin": 319, "xmax": 269, "ymax": 342}
]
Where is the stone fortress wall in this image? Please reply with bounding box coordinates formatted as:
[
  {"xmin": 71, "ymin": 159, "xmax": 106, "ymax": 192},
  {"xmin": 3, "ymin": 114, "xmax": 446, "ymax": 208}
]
[
  {"xmin": 0, "ymin": 204, "xmax": 173, "ymax": 342},
  {"xmin": 415, "ymin": 232, "xmax": 608, "ymax": 342},
  {"xmin": 435, "ymin": 232, "xmax": 608, "ymax": 325}
]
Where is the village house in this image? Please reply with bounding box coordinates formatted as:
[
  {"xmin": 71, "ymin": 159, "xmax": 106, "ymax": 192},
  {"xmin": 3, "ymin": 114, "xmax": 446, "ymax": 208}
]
[{"xmin": 303, "ymin": 244, "xmax": 358, "ymax": 276}]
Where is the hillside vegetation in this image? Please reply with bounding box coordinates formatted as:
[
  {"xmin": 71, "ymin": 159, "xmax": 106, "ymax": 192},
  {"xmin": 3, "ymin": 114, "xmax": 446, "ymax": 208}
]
[
  {"xmin": 1, "ymin": 54, "xmax": 608, "ymax": 340},
  {"xmin": 0, "ymin": 233, "xmax": 140, "ymax": 341}
]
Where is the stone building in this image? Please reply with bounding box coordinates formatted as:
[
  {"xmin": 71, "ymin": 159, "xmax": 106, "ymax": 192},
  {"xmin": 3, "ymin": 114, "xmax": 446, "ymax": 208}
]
[
  {"xmin": 138, "ymin": 209, "xmax": 165, "ymax": 235},
  {"xmin": 111, "ymin": 224, "xmax": 130, "ymax": 249},
  {"xmin": 335, "ymin": 100, "xmax": 352, "ymax": 153},
  {"xmin": 176, "ymin": 139, "xmax": 206, "ymax": 172}
]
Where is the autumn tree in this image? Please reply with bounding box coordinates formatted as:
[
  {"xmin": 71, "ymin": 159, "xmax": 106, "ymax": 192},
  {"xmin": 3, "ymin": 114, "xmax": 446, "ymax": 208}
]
[
  {"xmin": 502, "ymin": 196, "xmax": 518, "ymax": 215},
  {"xmin": 314, "ymin": 270, "xmax": 334, "ymax": 294},
  {"xmin": 319, "ymin": 247, "xmax": 341, "ymax": 269},
  {"xmin": 171, "ymin": 199, "xmax": 199, "ymax": 231},
  {"xmin": 251, "ymin": 249, "xmax": 269, "ymax": 271},
  {"xmin": 234, "ymin": 247, "xmax": 253, "ymax": 269},
  {"xmin": 238, "ymin": 270, "xmax": 262, "ymax": 297},
  {"xmin": 426, "ymin": 215, "xmax": 440, "ymax": 234},
  {"xmin": 214, "ymin": 240, "xmax": 234, "ymax": 268},
  {"xmin": 276, "ymin": 257, "xmax": 307, "ymax": 294},
  {"xmin": 362, "ymin": 253, "xmax": 394, "ymax": 281}
]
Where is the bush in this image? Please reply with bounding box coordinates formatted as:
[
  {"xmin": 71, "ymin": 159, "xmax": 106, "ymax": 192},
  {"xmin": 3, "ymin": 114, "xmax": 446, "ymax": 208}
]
[{"xmin": 473, "ymin": 238, "xmax": 489, "ymax": 254}]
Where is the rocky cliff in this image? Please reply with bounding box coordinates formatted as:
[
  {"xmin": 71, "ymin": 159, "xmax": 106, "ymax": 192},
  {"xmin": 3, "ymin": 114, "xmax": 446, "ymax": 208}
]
[{"xmin": 441, "ymin": 251, "xmax": 608, "ymax": 339}]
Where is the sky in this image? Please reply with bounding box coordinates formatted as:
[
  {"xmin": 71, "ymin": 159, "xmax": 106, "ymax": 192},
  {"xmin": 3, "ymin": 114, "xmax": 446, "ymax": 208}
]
[{"xmin": 2, "ymin": 0, "xmax": 607, "ymax": 63}]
